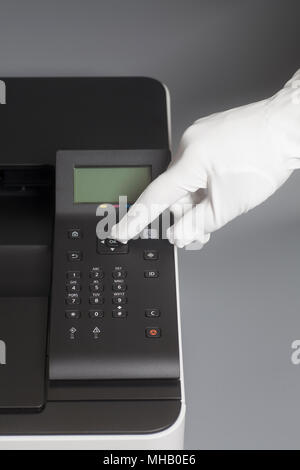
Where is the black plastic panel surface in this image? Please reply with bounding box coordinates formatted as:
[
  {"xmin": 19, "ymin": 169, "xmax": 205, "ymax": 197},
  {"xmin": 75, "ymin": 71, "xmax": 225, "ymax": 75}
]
[
  {"xmin": 49, "ymin": 150, "xmax": 180, "ymax": 381},
  {"xmin": 0, "ymin": 77, "xmax": 181, "ymax": 436},
  {"xmin": 0, "ymin": 77, "xmax": 169, "ymax": 165}
]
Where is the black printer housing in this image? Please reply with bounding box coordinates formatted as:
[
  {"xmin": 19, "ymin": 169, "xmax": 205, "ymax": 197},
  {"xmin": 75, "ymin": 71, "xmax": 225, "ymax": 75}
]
[{"xmin": 0, "ymin": 78, "xmax": 182, "ymax": 436}]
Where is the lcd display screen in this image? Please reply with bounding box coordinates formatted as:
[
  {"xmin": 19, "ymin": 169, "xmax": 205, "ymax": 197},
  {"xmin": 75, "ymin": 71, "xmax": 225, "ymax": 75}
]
[{"xmin": 74, "ymin": 166, "xmax": 151, "ymax": 203}]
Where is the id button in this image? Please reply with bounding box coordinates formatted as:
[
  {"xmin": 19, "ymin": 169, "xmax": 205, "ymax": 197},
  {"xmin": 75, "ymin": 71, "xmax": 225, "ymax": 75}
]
[{"xmin": 144, "ymin": 270, "xmax": 159, "ymax": 278}]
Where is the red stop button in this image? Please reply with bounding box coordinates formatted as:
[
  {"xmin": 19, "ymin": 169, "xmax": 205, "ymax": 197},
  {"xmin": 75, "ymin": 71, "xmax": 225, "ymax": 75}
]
[{"xmin": 146, "ymin": 328, "xmax": 161, "ymax": 338}]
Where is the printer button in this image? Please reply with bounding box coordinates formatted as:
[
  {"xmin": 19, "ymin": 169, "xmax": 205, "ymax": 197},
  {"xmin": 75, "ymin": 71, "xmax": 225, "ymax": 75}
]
[
  {"xmin": 105, "ymin": 238, "xmax": 121, "ymax": 248},
  {"xmin": 68, "ymin": 229, "xmax": 82, "ymax": 239},
  {"xmin": 66, "ymin": 284, "xmax": 81, "ymax": 293},
  {"xmin": 145, "ymin": 308, "xmax": 160, "ymax": 318},
  {"xmin": 143, "ymin": 250, "xmax": 159, "ymax": 260},
  {"xmin": 112, "ymin": 295, "xmax": 127, "ymax": 305},
  {"xmin": 67, "ymin": 251, "xmax": 82, "ymax": 262},
  {"xmin": 145, "ymin": 327, "xmax": 161, "ymax": 338},
  {"xmin": 112, "ymin": 308, "xmax": 127, "ymax": 319},
  {"xmin": 112, "ymin": 281, "xmax": 126, "ymax": 292},
  {"xmin": 112, "ymin": 269, "xmax": 127, "ymax": 279},
  {"xmin": 89, "ymin": 295, "xmax": 104, "ymax": 305},
  {"xmin": 66, "ymin": 271, "xmax": 81, "ymax": 279},
  {"xmin": 89, "ymin": 283, "xmax": 104, "ymax": 293},
  {"xmin": 97, "ymin": 239, "xmax": 129, "ymax": 254},
  {"xmin": 89, "ymin": 309, "xmax": 104, "ymax": 319},
  {"xmin": 89, "ymin": 268, "xmax": 104, "ymax": 279},
  {"xmin": 65, "ymin": 310, "xmax": 81, "ymax": 319},
  {"xmin": 144, "ymin": 270, "xmax": 159, "ymax": 278},
  {"xmin": 65, "ymin": 296, "xmax": 81, "ymax": 305}
]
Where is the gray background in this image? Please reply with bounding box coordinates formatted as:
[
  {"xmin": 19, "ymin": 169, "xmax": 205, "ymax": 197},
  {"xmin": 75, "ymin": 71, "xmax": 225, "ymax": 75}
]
[{"xmin": 1, "ymin": 0, "xmax": 300, "ymax": 449}]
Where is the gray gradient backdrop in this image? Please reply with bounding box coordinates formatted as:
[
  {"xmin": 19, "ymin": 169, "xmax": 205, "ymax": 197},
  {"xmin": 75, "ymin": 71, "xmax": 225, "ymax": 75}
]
[{"xmin": 1, "ymin": 0, "xmax": 300, "ymax": 449}]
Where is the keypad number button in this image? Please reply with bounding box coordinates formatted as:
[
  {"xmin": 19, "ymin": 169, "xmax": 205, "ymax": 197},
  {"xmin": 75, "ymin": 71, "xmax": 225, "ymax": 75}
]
[
  {"xmin": 112, "ymin": 270, "xmax": 127, "ymax": 280},
  {"xmin": 90, "ymin": 268, "xmax": 104, "ymax": 280},
  {"xmin": 89, "ymin": 309, "xmax": 104, "ymax": 319},
  {"xmin": 66, "ymin": 296, "xmax": 81, "ymax": 306},
  {"xmin": 66, "ymin": 271, "xmax": 81, "ymax": 280},
  {"xmin": 112, "ymin": 282, "xmax": 127, "ymax": 292},
  {"xmin": 112, "ymin": 295, "xmax": 127, "ymax": 305},
  {"xmin": 66, "ymin": 284, "xmax": 80, "ymax": 293},
  {"xmin": 89, "ymin": 283, "xmax": 103, "ymax": 293},
  {"xmin": 89, "ymin": 295, "xmax": 104, "ymax": 305}
]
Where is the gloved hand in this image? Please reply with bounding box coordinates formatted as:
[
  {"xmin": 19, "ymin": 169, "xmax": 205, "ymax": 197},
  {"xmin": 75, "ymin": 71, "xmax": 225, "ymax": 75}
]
[{"xmin": 111, "ymin": 69, "xmax": 300, "ymax": 248}]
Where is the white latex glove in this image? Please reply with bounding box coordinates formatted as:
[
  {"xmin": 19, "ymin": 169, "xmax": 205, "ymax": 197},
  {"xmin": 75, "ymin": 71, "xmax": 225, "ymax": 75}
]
[{"xmin": 111, "ymin": 69, "xmax": 300, "ymax": 248}]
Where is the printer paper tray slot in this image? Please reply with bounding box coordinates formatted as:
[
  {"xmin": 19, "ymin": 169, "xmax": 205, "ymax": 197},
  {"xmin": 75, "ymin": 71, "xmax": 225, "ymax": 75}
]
[{"xmin": 49, "ymin": 379, "xmax": 181, "ymax": 401}]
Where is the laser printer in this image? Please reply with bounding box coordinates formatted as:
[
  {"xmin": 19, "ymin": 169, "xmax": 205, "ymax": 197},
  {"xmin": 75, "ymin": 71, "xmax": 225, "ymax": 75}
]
[{"xmin": 0, "ymin": 77, "xmax": 185, "ymax": 449}]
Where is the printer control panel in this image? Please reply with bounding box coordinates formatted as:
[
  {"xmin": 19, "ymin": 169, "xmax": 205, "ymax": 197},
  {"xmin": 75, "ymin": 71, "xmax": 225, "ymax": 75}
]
[{"xmin": 49, "ymin": 150, "xmax": 180, "ymax": 381}]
